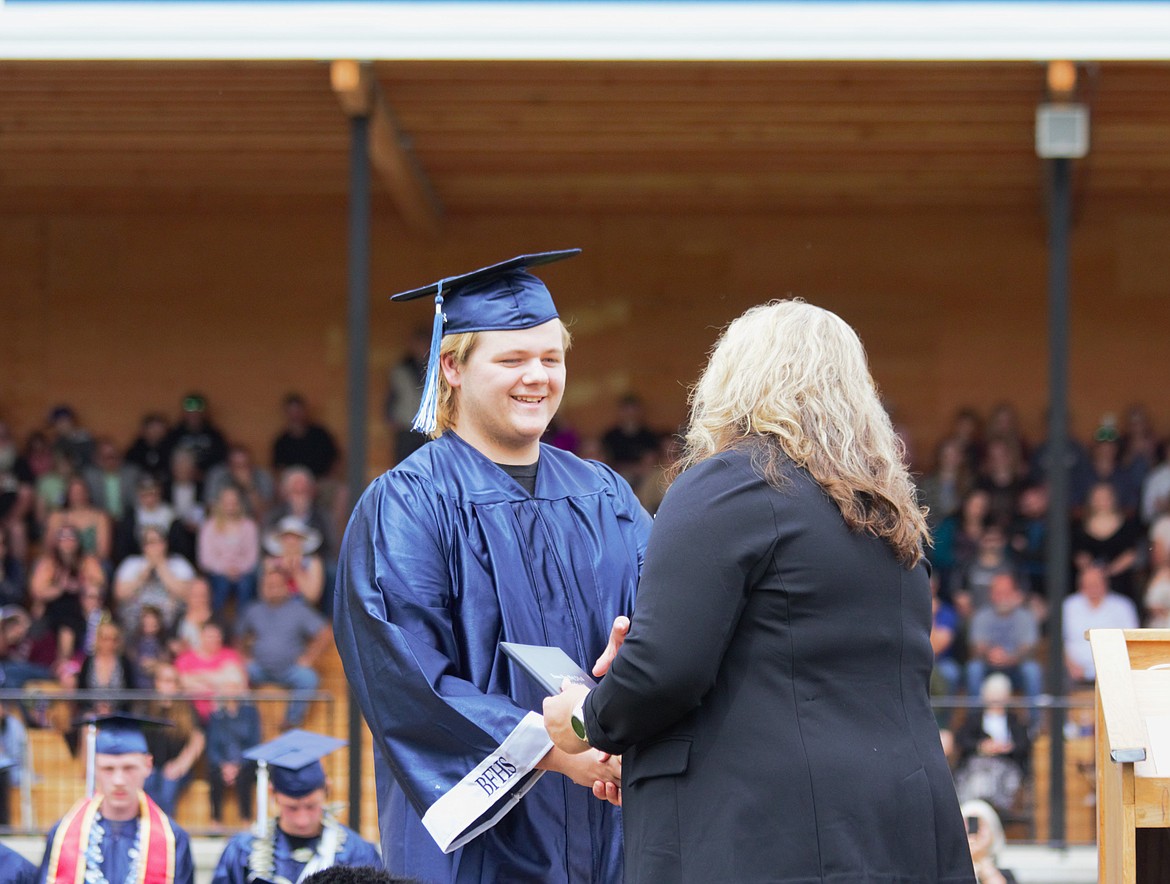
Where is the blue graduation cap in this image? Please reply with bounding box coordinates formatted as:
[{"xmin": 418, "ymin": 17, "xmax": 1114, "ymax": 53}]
[
  {"xmin": 243, "ymin": 729, "xmax": 345, "ymax": 798},
  {"xmin": 80, "ymin": 712, "xmax": 172, "ymax": 756},
  {"xmin": 79, "ymin": 712, "xmax": 172, "ymax": 798},
  {"xmin": 390, "ymin": 249, "xmax": 580, "ymax": 435}
]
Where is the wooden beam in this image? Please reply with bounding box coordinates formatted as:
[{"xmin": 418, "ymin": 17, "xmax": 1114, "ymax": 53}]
[
  {"xmin": 368, "ymin": 85, "xmax": 444, "ymax": 237},
  {"xmin": 330, "ymin": 59, "xmax": 443, "ymax": 237}
]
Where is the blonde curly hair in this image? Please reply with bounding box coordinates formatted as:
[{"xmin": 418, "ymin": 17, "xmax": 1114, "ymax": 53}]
[{"xmin": 676, "ymin": 299, "xmax": 928, "ymax": 567}]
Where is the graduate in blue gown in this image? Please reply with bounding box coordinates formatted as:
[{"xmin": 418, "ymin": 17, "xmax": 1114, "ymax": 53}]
[
  {"xmin": 211, "ymin": 730, "xmax": 381, "ymax": 884},
  {"xmin": 0, "ymin": 841, "xmax": 37, "ymax": 884},
  {"xmin": 38, "ymin": 713, "xmax": 194, "ymax": 884},
  {"xmin": 335, "ymin": 251, "xmax": 652, "ymax": 883}
]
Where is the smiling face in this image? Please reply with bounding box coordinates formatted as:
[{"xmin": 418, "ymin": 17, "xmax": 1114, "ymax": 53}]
[{"xmin": 442, "ymin": 320, "xmax": 566, "ymax": 464}]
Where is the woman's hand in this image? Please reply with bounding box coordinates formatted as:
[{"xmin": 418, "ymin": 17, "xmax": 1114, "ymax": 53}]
[
  {"xmin": 592, "ymin": 615, "xmax": 630, "ymax": 677},
  {"xmin": 543, "ymin": 682, "xmax": 592, "ymax": 754}
]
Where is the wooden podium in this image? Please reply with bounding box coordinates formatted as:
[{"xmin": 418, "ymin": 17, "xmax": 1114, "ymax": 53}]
[{"xmin": 1090, "ymin": 628, "xmax": 1170, "ymax": 883}]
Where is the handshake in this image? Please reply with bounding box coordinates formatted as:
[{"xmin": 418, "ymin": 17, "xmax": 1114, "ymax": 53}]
[{"xmin": 539, "ymin": 616, "xmax": 630, "ymax": 807}]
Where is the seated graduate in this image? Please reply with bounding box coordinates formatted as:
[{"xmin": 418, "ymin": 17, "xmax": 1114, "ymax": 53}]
[
  {"xmin": 38, "ymin": 712, "xmax": 194, "ymax": 884},
  {"xmin": 0, "ymin": 839, "xmax": 36, "ymax": 884},
  {"xmin": 211, "ymin": 729, "xmax": 380, "ymax": 884},
  {"xmin": 0, "ymin": 757, "xmax": 36, "ymax": 884}
]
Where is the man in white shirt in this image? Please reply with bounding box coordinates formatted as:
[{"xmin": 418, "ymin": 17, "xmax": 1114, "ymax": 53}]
[{"xmin": 1063, "ymin": 563, "xmax": 1139, "ymax": 684}]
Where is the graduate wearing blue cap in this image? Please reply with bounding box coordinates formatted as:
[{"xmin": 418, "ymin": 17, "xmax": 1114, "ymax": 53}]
[
  {"xmin": 37, "ymin": 713, "xmax": 194, "ymax": 884},
  {"xmin": 0, "ymin": 841, "xmax": 36, "ymax": 884},
  {"xmin": 335, "ymin": 251, "xmax": 651, "ymax": 883},
  {"xmin": 210, "ymin": 730, "xmax": 380, "ymax": 884},
  {"xmin": 0, "ymin": 756, "xmax": 37, "ymax": 884}
]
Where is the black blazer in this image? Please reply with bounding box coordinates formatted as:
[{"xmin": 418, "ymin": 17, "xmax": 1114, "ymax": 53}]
[{"xmin": 586, "ymin": 446, "xmax": 975, "ymax": 883}]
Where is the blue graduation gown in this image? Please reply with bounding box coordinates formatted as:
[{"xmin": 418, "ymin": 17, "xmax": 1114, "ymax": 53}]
[
  {"xmin": 335, "ymin": 433, "xmax": 650, "ymax": 884},
  {"xmin": 38, "ymin": 813, "xmax": 194, "ymax": 884},
  {"xmin": 210, "ymin": 823, "xmax": 381, "ymax": 884},
  {"xmin": 0, "ymin": 842, "xmax": 36, "ymax": 884}
]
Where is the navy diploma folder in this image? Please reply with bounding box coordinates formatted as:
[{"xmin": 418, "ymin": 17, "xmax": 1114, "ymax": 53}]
[{"xmin": 500, "ymin": 642, "xmax": 598, "ymax": 696}]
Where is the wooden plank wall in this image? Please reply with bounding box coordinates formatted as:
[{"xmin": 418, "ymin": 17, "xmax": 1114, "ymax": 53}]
[{"xmin": 2, "ymin": 200, "xmax": 1168, "ymax": 476}]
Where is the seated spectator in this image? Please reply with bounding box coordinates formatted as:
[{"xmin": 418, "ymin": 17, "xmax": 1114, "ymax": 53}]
[
  {"xmin": 204, "ymin": 444, "xmax": 275, "ymax": 522},
  {"xmin": 125, "ymin": 412, "xmax": 172, "ymax": 481},
  {"xmin": 931, "ymin": 573, "xmax": 962, "ymax": 712},
  {"xmin": 164, "ymin": 446, "xmax": 204, "ymax": 564},
  {"xmin": 1063, "ymin": 563, "xmax": 1140, "ymax": 686},
  {"xmin": 1009, "ymin": 483, "xmax": 1048, "ymax": 598},
  {"xmin": 0, "ymin": 699, "xmax": 28, "ymax": 826},
  {"xmin": 164, "ymin": 392, "xmax": 229, "ymax": 474},
  {"xmin": 45, "ymin": 475, "xmax": 112, "ymax": 563},
  {"xmin": 1141, "ymin": 442, "xmax": 1170, "ymax": 526},
  {"xmin": 172, "ymin": 575, "xmax": 213, "ymax": 656},
  {"xmin": 52, "ymin": 580, "xmax": 107, "ymax": 685},
  {"xmin": 931, "ymin": 488, "xmax": 991, "ymax": 598},
  {"xmin": 0, "ymin": 420, "xmax": 35, "ymax": 565},
  {"xmin": 272, "ymin": 393, "xmax": 340, "ymax": 480},
  {"xmin": 83, "ymin": 437, "xmax": 140, "ymax": 525},
  {"xmin": 139, "ymin": 661, "xmax": 206, "ymax": 815},
  {"xmin": 113, "ymin": 525, "xmax": 194, "ymax": 634},
  {"xmin": 964, "ymin": 572, "xmax": 1042, "ymax": 725},
  {"xmin": 953, "ymin": 673, "xmax": 1031, "ymax": 816},
  {"xmin": 1145, "ymin": 566, "xmax": 1170, "ymax": 628},
  {"xmin": 919, "ymin": 436, "xmax": 974, "ymax": 531},
  {"xmin": 72, "ymin": 616, "xmax": 135, "ymax": 717},
  {"xmin": 115, "ymin": 475, "xmax": 176, "ymax": 564},
  {"xmin": 126, "ymin": 604, "xmax": 170, "ymax": 689},
  {"xmin": 1078, "ymin": 430, "xmax": 1143, "ymax": 518},
  {"xmin": 199, "ymin": 484, "xmax": 260, "ymax": 615},
  {"xmin": 960, "ymin": 799, "xmax": 1018, "ymax": 884},
  {"xmin": 0, "ymin": 524, "xmax": 26, "ymax": 609},
  {"xmin": 601, "ymin": 393, "xmax": 661, "ymax": 482},
  {"xmin": 266, "ymin": 466, "xmax": 337, "ymax": 577},
  {"xmin": 27, "ymin": 525, "xmax": 106, "ymax": 669},
  {"xmin": 263, "ymin": 516, "xmax": 324, "ymax": 607},
  {"xmin": 955, "ymin": 521, "xmax": 1016, "ymax": 620},
  {"xmin": 205, "ymin": 668, "xmax": 260, "ymax": 825},
  {"xmin": 47, "ymin": 405, "xmax": 95, "ymax": 473},
  {"xmin": 0, "ymin": 606, "xmax": 52, "ymax": 690},
  {"xmin": 1072, "ymin": 481, "xmax": 1143, "ymax": 615},
  {"xmin": 176, "ymin": 620, "xmax": 247, "ymax": 722},
  {"xmin": 237, "ymin": 558, "xmax": 331, "ymax": 729},
  {"xmin": 976, "ymin": 438, "xmax": 1025, "ymax": 529},
  {"xmin": 33, "ymin": 448, "xmax": 74, "ymax": 532}
]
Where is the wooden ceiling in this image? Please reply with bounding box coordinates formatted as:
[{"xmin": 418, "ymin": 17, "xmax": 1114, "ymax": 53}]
[{"xmin": 3, "ymin": 59, "xmax": 1170, "ymax": 219}]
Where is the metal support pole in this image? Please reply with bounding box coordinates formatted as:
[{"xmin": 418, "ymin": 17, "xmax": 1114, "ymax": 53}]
[
  {"xmin": 1045, "ymin": 155, "xmax": 1072, "ymax": 848},
  {"xmin": 345, "ymin": 112, "xmax": 371, "ymax": 833}
]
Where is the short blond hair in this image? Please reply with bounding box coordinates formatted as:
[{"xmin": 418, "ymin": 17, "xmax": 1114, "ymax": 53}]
[
  {"xmin": 430, "ymin": 321, "xmax": 573, "ymax": 439},
  {"xmin": 676, "ymin": 299, "xmax": 928, "ymax": 567}
]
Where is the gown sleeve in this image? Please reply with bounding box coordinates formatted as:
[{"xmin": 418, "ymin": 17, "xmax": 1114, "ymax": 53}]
[
  {"xmin": 172, "ymin": 826, "xmax": 195, "ymax": 884},
  {"xmin": 333, "ymin": 472, "xmax": 553, "ymax": 854},
  {"xmin": 209, "ymin": 833, "xmax": 248, "ymax": 884}
]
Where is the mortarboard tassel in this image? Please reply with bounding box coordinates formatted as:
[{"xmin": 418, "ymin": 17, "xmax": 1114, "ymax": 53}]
[{"xmin": 410, "ymin": 283, "xmax": 447, "ymax": 436}]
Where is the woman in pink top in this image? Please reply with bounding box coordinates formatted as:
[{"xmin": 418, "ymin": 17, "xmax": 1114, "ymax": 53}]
[
  {"xmin": 175, "ymin": 619, "xmax": 247, "ymax": 721},
  {"xmin": 197, "ymin": 485, "xmax": 259, "ymax": 615}
]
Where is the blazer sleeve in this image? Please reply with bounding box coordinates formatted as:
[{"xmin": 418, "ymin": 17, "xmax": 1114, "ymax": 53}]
[{"xmin": 585, "ymin": 454, "xmax": 777, "ymax": 754}]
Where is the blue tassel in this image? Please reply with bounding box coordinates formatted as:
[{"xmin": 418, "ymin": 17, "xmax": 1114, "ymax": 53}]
[{"xmin": 410, "ymin": 286, "xmax": 446, "ymax": 435}]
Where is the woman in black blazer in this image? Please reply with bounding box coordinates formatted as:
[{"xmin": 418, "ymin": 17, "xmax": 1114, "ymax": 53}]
[{"xmin": 546, "ymin": 300, "xmax": 975, "ymax": 883}]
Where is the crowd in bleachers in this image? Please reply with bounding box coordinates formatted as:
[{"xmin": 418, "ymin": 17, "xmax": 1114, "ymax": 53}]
[
  {"xmin": 0, "ymin": 392, "xmax": 341, "ymax": 824},
  {"xmin": 3, "ymin": 389, "xmax": 1168, "ymax": 833},
  {"xmin": 919, "ymin": 402, "xmax": 1170, "ymax": 820}
]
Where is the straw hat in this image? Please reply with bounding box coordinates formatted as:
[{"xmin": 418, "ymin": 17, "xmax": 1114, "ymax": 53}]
[{"xmin": 264, "ymin": 516, "xmax": 322, "ymax": 555}]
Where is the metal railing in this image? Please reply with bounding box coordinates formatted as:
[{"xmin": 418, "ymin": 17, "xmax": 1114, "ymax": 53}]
[{"xmin": 0, "ymin": 686, "xmax": 337, "ymax": 836}]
